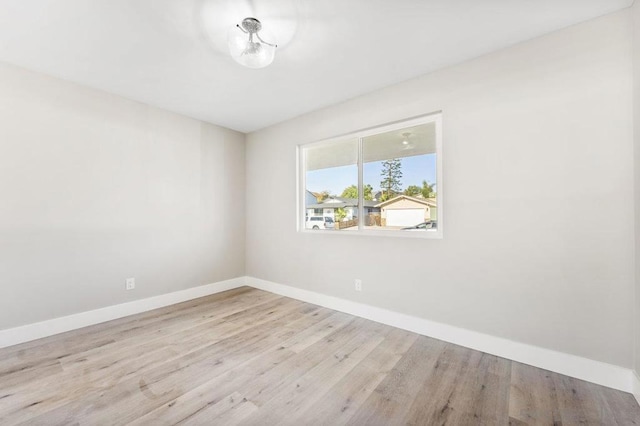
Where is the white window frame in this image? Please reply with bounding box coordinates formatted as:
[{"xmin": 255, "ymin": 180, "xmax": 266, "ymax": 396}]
[{"xmin": 297, "ymin": 112, "xmax": 443, "ymax": 239}]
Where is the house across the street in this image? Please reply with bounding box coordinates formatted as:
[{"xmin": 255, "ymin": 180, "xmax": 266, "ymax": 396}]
[
  {"xmin": 375, "ymin": 195, "xmax": 437, "ymax": 227},
  {"xmin": 306, "ymin": 196, "xmax": 380, "ymax": 222}
]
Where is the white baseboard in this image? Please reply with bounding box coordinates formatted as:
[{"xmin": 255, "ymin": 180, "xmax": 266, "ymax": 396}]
[
  {"xmin": 633, "ymin": 371, "xmax": 640, "ymax": 407},
  {"xmin": 0, "ymin": 277, "xmax": 246, "ymax": 349},
  {"xmin": 1, "ymin": 275, "xmax": 635, "ymax": 397},
  {"xmin": 246, "ymin": 276, "xmax": 633, "ymax": 394}
]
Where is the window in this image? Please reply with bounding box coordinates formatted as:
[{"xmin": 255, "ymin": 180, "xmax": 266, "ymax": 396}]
[{"xmin": 299, "ymin": 113, "xmax": 442, "ymax": 237}]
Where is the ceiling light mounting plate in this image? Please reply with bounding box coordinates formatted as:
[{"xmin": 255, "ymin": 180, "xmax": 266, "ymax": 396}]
[{"xmin": 240, "ymin": 17, "xmax": 262, "ymax": 34}]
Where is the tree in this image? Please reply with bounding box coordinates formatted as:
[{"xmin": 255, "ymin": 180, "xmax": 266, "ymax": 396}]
[
  {"xmin": 334, "ymin": 207, "xmax": 347, "ymax": 222},
  {"xmin": 380, "ymin": 158, "xmax": 403, "ymax": 201},
  {"xmin": 341, "ymin": 184, "xmax": 374, "ymax": 200},
  {"xmin": 341, "ymin": 185, "xmax": 358, "ymax": 199},
  {"xmin": 317, "ymin": 190, "xmax": 331, "ymax": 201},
  {"xmin": 421, "ymin": 180, "xmax": 435, "ymax": 198},
  {"xmin": 363, "ymin": 184, "xmax": 373, "ymax": 201},
  {"xmin": 404, "ymin": 185, "xmax": 421, "ymax": 197}
]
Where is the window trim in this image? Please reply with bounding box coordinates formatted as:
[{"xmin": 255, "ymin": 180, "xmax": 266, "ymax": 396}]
[{"xmin": 297, "ymin": 112, "xmax": 443, "ymax": 239}]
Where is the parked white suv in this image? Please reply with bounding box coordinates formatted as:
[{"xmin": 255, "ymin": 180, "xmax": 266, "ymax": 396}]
[{"xmin": 305, "ymin": 216, "xmax": 335, "ymax": 230}]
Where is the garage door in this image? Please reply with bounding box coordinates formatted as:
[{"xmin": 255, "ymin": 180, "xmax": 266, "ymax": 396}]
[{"xmin": 386, "ymin": 208, "xmax": 425, "ymax": 227}]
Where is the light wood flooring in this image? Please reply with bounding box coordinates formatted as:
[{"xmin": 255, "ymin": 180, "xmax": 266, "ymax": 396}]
[{"xmin": 0, "ymin": 287, "xmax": 638, "ymax": 425}]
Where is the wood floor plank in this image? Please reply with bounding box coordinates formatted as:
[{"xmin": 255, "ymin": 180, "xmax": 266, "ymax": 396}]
[
  {"xmin": 127, "ymin": 311, "xmax": 344, "ymax": 425},
  {"xmin": 0, "ymin": 290, "xmax": 283, "ymax": 395},
  {"xmin": 345, "ymin": 336, "xmax": 447, "ymax": 425},
  {"xmin": 420, "ymin": 350, "xmax": 511, "ymax": 425},
  {"xmin": 596, "ymin": 385, "xmax": 640, "ymax": 425},
  {"xmin": 237, "ymin": 319, "xmax": 389, "ymax": 425},
  {"xmin": 20, "ymin": 302, "xmax": 317, "ymax": 425},
  {"xmin": 1, "ymin": 297, "xmax": 310, "ymax": 424},
  {"xmin": 278, "ymin": 310, "xmax": 355, "ymax": 354},
  {"xmin": 2, "ymin": 292, "xmax": 289, "ymax": 404},
  {"xmin": 179, "ymin": 392, "xmax": 258, "ymax": 426},
  {"xmin": 132, "ymin": 313, "xmax": 365, "ymax": 426},
  {"xmin": 292, "ymin": 327, "xmax": 419, "ymax": 425},
  {"xmin": 0, "ymin": 288, "xmax": 638, "ymax": 425},
  {"xmin": 150, "ymin": 312, "xmax": 358, "ymax": 424},
  {"xmin": 509, "ymin": 362, "xmax": 564, "ymax": 425},
  {"xmin": 1, "ymin": 287, "xmax": 254, "ymax": 359},
  {"xmin": 224, "ymin": 317, "xmax": 366, "ymax": 409},
  {"xmin": 0, "ymin": 287, "xmax": 274, "ymax": 384},
  {"xmin": 553, "ymin": 372, "xmax": 615, "ymax": 425},
  {"xmin": 400, "ymin": 343, "xmax": 493, "ymax": 425}
]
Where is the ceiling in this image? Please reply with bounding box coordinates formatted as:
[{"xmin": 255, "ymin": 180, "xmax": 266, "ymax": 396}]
[{"xmin": 0, "ymin": 0, "xmax": 632, "ymax": 133}]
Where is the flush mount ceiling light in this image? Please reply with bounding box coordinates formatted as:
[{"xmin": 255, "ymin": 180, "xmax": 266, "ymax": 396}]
[
  {"xmin": 401, "ymin": 132, "xmax": 414, "ymax": 149},
  {"xmin": 228, "ymin": 17, "xmax": 277, "ymax": 69}
]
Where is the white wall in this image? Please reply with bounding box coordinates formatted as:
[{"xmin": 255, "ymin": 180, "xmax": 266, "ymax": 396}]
[
  {"xmin": 633, "ymin": 0, "xmax": 640, "ymax": 379},
  {"xmin": 246, "ymin": 11, "xmax": 634, "ymax": 368},
  {"xmin": 0, "ymin": 62, "xmax": 246, "ymax": 329}
]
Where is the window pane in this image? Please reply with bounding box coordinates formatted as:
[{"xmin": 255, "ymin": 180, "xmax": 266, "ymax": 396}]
[
  {"xmin": 304, "ymin": 137, "xmax": 359, "ymax": 231},
  {"xmin": 362, "ymin": 122, "xmax": 437, "ymax": 231}
]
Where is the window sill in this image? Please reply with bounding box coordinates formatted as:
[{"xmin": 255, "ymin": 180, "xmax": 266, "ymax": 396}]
[{"xmin": 299, "ymin": 228, "xmax": 443, "ymax": 239}]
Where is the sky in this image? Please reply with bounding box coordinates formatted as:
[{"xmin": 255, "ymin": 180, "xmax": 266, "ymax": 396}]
[{"xmin": 306, "ymin": 154, "xmax": 437, "ymax": 196}]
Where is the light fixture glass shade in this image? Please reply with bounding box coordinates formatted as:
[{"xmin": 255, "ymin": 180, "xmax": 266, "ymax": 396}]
[
  {"xmin": 401, "ymin": 132, "xmax": 414, "ymax": 149},
  {"xmin": 228, "ymin": 18, "xmax": 277, "ymax": 69}
]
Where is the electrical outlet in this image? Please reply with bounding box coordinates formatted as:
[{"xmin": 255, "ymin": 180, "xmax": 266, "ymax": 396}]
[
  {"xmin": 125, "ymin": 278, "xmax": 135, "ymax": 290},
  {"xmin": 354, "ymin": 279, "xmax": 362, "ymax": 292}
]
